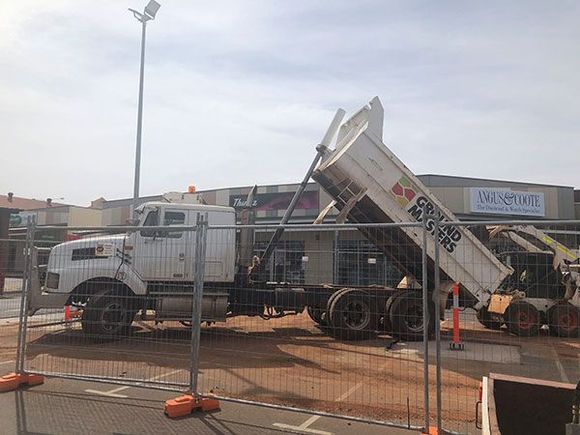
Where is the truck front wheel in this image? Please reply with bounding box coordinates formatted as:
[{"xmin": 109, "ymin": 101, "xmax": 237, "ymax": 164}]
[{"xmin": 81, "ymin": 292, "xmax": 136, "ymax": 339}]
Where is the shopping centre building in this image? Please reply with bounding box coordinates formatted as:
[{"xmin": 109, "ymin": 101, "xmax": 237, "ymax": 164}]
[{"xmin": 88, "ymin": 175, "xmax": 576, "ymax": 287}]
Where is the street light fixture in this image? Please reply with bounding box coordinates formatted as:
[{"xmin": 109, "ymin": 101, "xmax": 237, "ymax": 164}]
[{"xmin": 128, "ymin": 0, "xmax": 161, "ymax": 212}]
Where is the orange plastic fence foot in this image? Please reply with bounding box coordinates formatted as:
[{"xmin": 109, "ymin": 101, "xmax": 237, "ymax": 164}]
[
  {"xmin": 200, "ymin": 397, "xmax": 220, "ymax": 412},
  {"xmin": 0, "ymin": 373, "xmax": 21, "ymax": 393},
  {"xmin": 421, "ymin": 427, "xmax": 439, "ymax": 435},
  {"xmin": 25, "ymin": 374, "xmax": 45, "ymax": 387},
  {"xmin": 164, "ymin": 395, "xmax": 220, "ymax": 418},
  {"xmin": 0, "ymin": 373, "xmax": 45, "ymax": 392}
]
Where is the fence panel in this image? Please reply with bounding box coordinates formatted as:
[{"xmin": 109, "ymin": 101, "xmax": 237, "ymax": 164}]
[
  {"xmin": 13, "ymin": 216, "xmax": 577, "ymax": 433},
  {"xmin": 18, "ymin": 224, "xmax": 206, "ymax": 392},
  {"xmin": 437, "ymin": 220, "xmax": 580, "ymax": 434},
  {"xmin": 1, "ymin": 239, "xmax": 26, "ymax": 321},
  {"xmin": 197, "ymin": 224, "xmax": 430, "ymax": 430}
]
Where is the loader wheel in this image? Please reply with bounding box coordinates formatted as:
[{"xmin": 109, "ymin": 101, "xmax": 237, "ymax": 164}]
[
  {"xmin": 389, "ymin": 290, "xmax": 434, "ymax": 342},
  {"xmin": 307, "ymin": 306, "xmax": 327, "ymax": 326},
  {"xmin": 81, "ymin": 292, "xmax": 135, "ymax": 340},
  {"xmin": 549, "ymin": 303, "xmax": 579, "ymax": 338},
  {"xmin": 328, "ymin": 289, "xmax": 378, "ymax": 341},
  {"xmin": 476, "ymin": 306, "xmax": 502, "ymax": 330},
  {"xmin": 505, "ymin": 301, "xmax": 539, "ymax": 337}
]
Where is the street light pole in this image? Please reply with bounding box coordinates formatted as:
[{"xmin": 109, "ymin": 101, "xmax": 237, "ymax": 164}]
[
  {"xmin": 129, "ymin": 1, "xmax": 161, "ymax": 212},
  {"xmin": 133, "ymin": 18, "xmax": 146, "ymax": 202}
]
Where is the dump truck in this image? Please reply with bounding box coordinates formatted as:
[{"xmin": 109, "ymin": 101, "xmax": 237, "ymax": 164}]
[
  {"xmin": 29, "ymin": 97, "xmax": 580, "ymax": 339},
  {"xmin": 311, "ymin": 97, "xmax": 579, "ymax": 337}
]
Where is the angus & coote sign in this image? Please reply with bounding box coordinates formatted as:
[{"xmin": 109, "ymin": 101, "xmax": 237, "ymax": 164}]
[{"xmin": 469, "ymin": 188, "xmax": 545, "ymax": 217}]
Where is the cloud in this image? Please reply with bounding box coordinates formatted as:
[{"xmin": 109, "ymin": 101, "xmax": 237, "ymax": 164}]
[{"xmin": 1, "ymin": 1, "xmax": 579, "ymax": 205}]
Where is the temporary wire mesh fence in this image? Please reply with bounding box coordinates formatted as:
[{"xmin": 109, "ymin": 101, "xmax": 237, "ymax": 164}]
[
  {"xmin": 7, "ymin": 217, "xmax": 580, "ymax": 434},
  {"xmin": 0, "ymin": 238, "xmax": 61, "ymax": 321},
  {"xmin": 16, "ymin": 222, "xmax": 205, "ymax": 392},
  {"xmin": 198, "ymin": 223, "xmax": 428, "ymax": 430},
  {"xmin": 437, "ymin": 220, "xmax": 580, "ymax": 434}
]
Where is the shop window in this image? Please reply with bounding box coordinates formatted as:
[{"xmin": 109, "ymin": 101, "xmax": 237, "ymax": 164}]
[{"xmin": 254, "ymin": 240, "xmax": 305, "ymax": 284}]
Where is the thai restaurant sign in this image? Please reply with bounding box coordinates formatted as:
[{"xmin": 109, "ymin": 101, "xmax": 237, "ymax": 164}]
[{"xmin": 469, "ymin": 187, "xmax": 545, "ymax": 217}]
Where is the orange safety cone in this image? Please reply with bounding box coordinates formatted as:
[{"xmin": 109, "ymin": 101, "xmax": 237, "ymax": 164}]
[{"xmin": 64, "ymin": 305, "xmax": 82, "ymax": 323}]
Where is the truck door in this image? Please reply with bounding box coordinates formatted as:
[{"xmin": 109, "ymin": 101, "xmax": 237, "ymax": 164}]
[{"xmin": 134, "ymin": 207, "xmax": 188, "ymax": 281}]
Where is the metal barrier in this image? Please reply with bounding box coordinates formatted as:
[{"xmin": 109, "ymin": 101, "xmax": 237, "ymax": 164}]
[
  {"xmin": 1, "ymin": 238, "xmax": 26, "ymax": 320},
  {"xmin": 197, "ymin": 223, "xmax": 429, "ymax": 431},
  {"xmin": 437, "ymin": 220, "xmax": 580, "ymax": 434},
  {"xmin": 6, "ymin": 219, "xmax": 206, "ymax": 396},
  {"xmin": 2, "ymin": 216, "xmax": 579, "ymax": 434}
]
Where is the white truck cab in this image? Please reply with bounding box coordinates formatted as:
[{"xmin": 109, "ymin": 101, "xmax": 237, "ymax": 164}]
[
  {"xmin": 131, "ymin": 202, "xmax": 236, "ymax": 283},
  {"xmin": 40, "ymin": 202, "xmax": 237, "ymax": 336}
]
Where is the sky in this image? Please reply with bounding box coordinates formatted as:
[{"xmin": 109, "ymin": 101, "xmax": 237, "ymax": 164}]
[{"xmin": 1, "ymin": 1, "xmax": 579, "ymax": 206}]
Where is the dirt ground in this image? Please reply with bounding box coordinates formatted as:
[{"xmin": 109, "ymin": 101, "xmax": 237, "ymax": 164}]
[{"xmin": 1, "ymin": 311, "xmax": 578, "ymax": 434}]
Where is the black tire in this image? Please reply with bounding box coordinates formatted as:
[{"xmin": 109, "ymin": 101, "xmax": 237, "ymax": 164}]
[
  {"xmin": 328, "ymin": 289, "xmax": 379, "ymax": 341},
  {"xmin": 505, "ymin": 301, "xmax": 540, "ymax": 337},
  {"xmin": 476, "ymin": 306, "xmax": 502, "ymax": 330},
  {"xmin": 389, "ymin": 290, "xmax": 434, "ymax": 342},
  {"xmin": 325, "ymin": 288, "xmax": 351, "ymax": 313},
  {"xmin": 81, "ymin": 292, "xmax": 136, "ymax": 340},
  {"xmin": 549, "ymin": 303, "xmax": 579, "ymax": 338},
  {"xmin": 382, "ymin": 290, "xmax": 406, "ymax": 333},
  {"xmin": 307, "ymin": 306, "xmax": 327, "ymax": 326}
]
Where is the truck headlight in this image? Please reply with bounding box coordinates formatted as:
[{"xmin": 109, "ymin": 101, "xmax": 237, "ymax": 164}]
[{"xmin": 46, "ymin": 272, "xmax": 60, "ymax": 289}]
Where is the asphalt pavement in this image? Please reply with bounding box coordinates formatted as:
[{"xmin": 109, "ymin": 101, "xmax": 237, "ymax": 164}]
[{"xmin": 0, "ymin": 368, "xmax": 417, "ymax": 435}]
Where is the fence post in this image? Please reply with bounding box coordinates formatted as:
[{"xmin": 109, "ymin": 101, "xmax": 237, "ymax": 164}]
[
  {"xmin": 1, "ymin": 216, "xmax": 44, "ymax": 392},
  {"xmin": 421, "ymin": 214, "xmax": 430, "ymax": 432},
  {"xmin": 165, "ymin": 218, "xmax": 219, "ymax": 417},
  {"xmin": 190, "ymin": 218, "xmax": 208, "ymax": 396},
  {"xmin": 432, "ymin": 207, "xmax": 442, "ymax": 434},
  {"xmin": 15, "ymin": 216, "xmax": 35, "ymax": 374}
]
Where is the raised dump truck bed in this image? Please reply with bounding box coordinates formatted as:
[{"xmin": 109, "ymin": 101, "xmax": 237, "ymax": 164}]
[{"xmin": 312, "ymin": 97, "xmax": 512, "ymax": 309}]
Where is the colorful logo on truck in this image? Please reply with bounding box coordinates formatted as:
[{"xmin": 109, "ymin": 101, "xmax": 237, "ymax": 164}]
[
  {"xmin": 390, "ymin": 176, "xmax": 463, "ymax": 254},
  {"xmin": 391, "ymin": 176, "xmax": 417, "ymax": 208}
]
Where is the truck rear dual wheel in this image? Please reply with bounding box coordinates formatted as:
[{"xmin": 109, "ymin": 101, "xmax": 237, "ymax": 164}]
[
  {"xmin": 328, "ymin": 289, "xmax": 378, "ymax": 341},
  {"xmin": 306, "ymin": 306, "xmax": 327, "ymax": 326},
  {"xmin": 505, "ymin": 301, "xmax": 539, "ymax": 337},
  {"xmin": 388, "ymin": 290, "xmax": 434, "ymax": 342},
  {"xmin": 81, "ymin": 292, "xmax": 136, "ymax": 340},
  {"xmin": 549, "ymin": 303, "xmax": 579, "ymax": 338}
]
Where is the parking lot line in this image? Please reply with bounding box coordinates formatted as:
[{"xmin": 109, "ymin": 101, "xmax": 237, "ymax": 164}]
[
  {"xmin": 0, "ymin": 360, "xmax": 15, "ymax": 367},
  {"xmin": 273, "ymin": 381, "xmax": 363, "ymax": 434},
  {"xmin": 550, "ymin": 346, "xmax": 570, "ymax": 383},
  {"xmin": 84, "ymin": 369, "xmax": 185, "ymax": 398}
]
